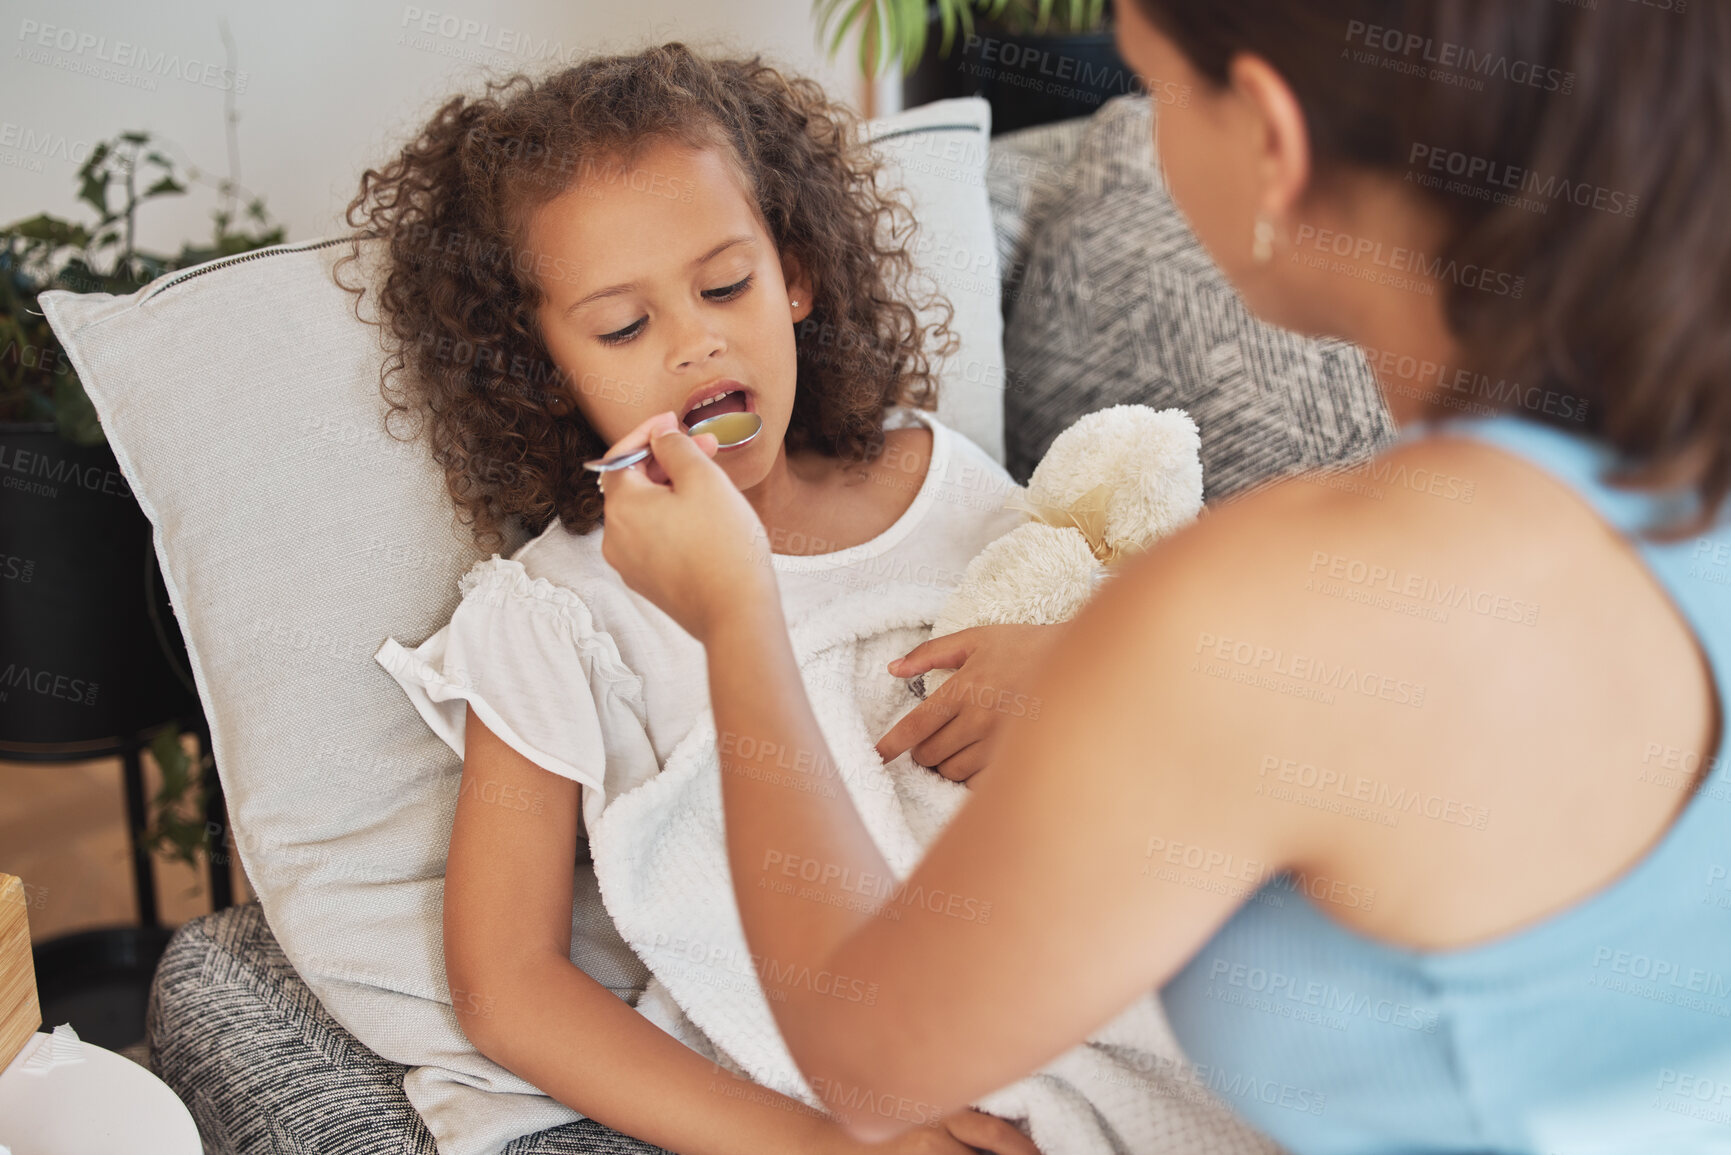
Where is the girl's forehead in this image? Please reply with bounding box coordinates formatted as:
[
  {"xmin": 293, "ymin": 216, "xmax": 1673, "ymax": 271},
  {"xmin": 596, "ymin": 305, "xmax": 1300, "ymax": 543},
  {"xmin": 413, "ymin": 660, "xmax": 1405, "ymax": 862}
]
[
  {"xmin": 526, "ymin": 142, "xmax": 769, "ymax": 293},
  {"xmin": 549, "ymin": 142, "xmax": 757, "ymax": 234}
]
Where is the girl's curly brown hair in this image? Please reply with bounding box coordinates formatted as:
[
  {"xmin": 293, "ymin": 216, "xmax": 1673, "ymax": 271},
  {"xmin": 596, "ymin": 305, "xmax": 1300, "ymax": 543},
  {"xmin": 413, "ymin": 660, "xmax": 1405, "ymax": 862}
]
[{"xmin": 341, "ymin": 42, "xmax": 956, "ymax": 553}]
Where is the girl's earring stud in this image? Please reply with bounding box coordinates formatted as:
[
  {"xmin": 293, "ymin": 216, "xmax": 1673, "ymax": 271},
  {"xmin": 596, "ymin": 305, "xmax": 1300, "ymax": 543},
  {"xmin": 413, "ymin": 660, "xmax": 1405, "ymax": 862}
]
[{"xmin": 1252, "ymin": 215, "xmax": 1276, "ymax": 264}]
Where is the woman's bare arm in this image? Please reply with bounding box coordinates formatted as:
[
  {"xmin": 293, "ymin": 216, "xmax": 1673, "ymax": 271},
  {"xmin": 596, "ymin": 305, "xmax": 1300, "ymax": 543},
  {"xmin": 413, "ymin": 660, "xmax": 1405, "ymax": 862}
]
[
  {"xmin": 698, "ymin": 499, "xmax": 1333, "ymax": 1140},
  {"xmin": 591, "ymin": 420, "xmax": 1317, "ymax": 1141},
  {"xmin": 444, "ymin": 703, "xmax": 853, "ymax": 1155}
]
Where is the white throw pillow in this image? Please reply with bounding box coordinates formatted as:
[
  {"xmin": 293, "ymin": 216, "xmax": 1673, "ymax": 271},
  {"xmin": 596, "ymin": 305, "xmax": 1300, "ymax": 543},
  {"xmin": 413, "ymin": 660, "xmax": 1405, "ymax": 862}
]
[
  {"xmin": 38, "ymin": 95, "xmax": 1001, "ymax": 1155},
  {"xmin": 867, "ymin": 96, "xmax": 1004, "ymax": 462}
]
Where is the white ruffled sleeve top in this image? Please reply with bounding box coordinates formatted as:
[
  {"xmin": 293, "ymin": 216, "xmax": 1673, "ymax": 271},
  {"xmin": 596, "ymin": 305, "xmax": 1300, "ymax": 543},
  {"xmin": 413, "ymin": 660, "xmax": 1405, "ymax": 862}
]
[{"xmin": 374, "ymin": 407, "xmax": 1025, "ymax": 836}]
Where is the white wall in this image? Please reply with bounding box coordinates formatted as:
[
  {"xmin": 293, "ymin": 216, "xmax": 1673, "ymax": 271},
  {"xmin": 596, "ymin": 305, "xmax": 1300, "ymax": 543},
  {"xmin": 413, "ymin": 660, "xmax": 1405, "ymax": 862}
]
[{"xmin": 0, "ymin": 0, "xmax": 871, "ymax": 255}]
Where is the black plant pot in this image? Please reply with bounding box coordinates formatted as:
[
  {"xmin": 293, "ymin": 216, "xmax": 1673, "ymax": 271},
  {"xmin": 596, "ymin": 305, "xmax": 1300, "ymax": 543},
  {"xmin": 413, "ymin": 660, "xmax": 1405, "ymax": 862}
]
[
  {"xmin": 902, "ymin": 5, "xmax": 1136, "ymax": 134},
  {"xmin": 0, "ymin": 422, "xmax": 203, "ymax": 749},
  {"xmin": 2, "ymin": 421, "xmax": 216, "ymax": 1050}
]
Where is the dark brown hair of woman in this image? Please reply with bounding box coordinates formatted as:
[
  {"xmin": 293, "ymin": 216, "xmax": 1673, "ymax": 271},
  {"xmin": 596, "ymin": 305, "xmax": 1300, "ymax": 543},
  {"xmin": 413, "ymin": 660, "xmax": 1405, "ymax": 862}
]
[
  {"xmin": 1134, "ymin": 0, "xmax": 1731, "ymax": 538},
  {"xmin": 339, "ymin": 42, "xmax": 954, "ymax": 553}
]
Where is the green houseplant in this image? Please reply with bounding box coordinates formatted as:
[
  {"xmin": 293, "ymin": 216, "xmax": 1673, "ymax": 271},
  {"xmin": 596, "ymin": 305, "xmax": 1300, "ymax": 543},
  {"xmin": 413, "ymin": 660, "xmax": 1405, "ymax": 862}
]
[
  {"xmin": 816, "ymin": 0, "xmax": 1108, "ymax": 76},
  {"xmin": 1, "ymin": 130, "xmax": 284, "ymax": 441},
  {"xmin": 1, "ymin": 129, "xmax": 283, "ymax": 880},
  {"xmin": 816, "ymin": 0, "xmax": 1127, "ymax": 136}
]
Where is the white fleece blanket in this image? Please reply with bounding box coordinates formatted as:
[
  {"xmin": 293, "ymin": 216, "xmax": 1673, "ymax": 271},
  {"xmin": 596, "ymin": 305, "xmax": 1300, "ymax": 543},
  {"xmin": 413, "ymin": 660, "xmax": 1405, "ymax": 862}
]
[{"xmin": 588, "ymin": 590, "xmax": 1281, "ymax": 1155}]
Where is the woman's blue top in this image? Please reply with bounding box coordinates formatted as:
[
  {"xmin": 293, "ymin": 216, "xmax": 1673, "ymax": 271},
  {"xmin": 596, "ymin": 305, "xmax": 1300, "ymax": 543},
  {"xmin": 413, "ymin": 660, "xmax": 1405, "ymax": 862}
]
[{"xmin": 1160, "ymin": 411, "xmax": 1731, "ymax": 1153}]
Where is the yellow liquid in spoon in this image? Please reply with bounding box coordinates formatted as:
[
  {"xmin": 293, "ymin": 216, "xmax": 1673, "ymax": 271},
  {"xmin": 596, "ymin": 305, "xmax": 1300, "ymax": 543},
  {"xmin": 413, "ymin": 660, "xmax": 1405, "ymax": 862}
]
[
  {"xmin": 583, "ymin": 411, "xmax": 763, "ymax": 472},
  {"xmin": 688, "ymin": 410, "xmax": 762, "ymax": 448}
]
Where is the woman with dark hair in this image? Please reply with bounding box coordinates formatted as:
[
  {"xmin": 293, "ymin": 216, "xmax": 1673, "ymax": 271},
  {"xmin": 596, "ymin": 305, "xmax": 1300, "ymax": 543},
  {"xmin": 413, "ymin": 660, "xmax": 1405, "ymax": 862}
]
[{"xmin": 596, "ymin": 2, "xmax": 1731, "ymax": 1151}]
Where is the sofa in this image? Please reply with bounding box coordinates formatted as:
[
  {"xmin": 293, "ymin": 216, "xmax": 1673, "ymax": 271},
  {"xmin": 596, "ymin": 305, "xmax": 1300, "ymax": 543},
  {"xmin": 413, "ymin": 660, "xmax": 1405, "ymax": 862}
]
[{"xmin": 101, "ymin": 94, "xmax": 1390, "ymax": 1154}]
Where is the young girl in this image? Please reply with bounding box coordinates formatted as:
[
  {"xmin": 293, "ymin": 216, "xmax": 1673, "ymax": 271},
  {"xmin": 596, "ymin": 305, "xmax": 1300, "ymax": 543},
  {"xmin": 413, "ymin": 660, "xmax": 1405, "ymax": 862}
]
[{"xmin": 358, "ymin": 43, "xmax": 1048, "ymax": 1155}]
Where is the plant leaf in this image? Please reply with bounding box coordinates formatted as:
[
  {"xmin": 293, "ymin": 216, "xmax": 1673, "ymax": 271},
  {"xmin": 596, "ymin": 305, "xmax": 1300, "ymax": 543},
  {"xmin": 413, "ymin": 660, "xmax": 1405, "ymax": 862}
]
[
  {"xmin": 828, "ymin": 0, "xmax": 868, "ymax": 69},
  {"xmin": 814, "ymin": 0, "xmax": 854, "ymax": 51},
  {"xmin": 77, "ymin": 141, "xmax": 110, "ymax": 182},
  {"xmin": 820, "ymin": 0, "xmax": 857, "ymax": 58},
  {"xmin": 150, "ymin": 726, "xmax": 191, "ymax": 795},
  {"xmin": 77, "ymin": 173, "xmax": 109, "ymax": 219},
  {"xmin": 894, "ymin": 0, "xmax": 926, "ymax": 75},
  {"xmin": 854, "ymin": 4, "xmax": 874, "ymax": 77},
  {"xmin": 144, "ymin": 725, "xmax": 206, "ymax": 869},
  {"xmin": 6, "ymin": 214, "xmax": 92, "ymax": 250},
  {"xmin": 143, "ymin": 175, "xmax": 186, "ymax": 197}
]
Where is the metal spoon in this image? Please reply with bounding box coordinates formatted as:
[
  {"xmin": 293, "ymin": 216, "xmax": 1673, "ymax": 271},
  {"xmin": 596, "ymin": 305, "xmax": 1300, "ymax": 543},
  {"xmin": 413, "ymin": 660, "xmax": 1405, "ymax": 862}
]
[{"xmin": 582, "ymin": 411, "xmax": 763, "ymax": 473}]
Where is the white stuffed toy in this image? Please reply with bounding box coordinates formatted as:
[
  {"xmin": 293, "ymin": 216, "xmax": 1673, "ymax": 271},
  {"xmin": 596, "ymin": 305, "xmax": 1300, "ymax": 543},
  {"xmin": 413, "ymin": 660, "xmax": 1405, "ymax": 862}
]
[{"xmin": 916, "ymin": 404, "xmax": 1205, "ymax": 696}]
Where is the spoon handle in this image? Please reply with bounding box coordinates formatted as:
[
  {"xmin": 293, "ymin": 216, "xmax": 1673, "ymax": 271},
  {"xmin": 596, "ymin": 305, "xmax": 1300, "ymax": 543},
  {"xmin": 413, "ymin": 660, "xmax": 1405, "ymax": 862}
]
[{"xmin": 582, "ymin": 446, "xmax": 653, "ymax": 473}]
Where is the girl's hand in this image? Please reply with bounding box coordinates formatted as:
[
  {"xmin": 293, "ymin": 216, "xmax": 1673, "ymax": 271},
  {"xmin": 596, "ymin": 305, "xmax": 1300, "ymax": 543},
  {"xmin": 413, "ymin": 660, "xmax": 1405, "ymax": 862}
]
[
  {"xmin": 598, "ymin": 411, "xmax": 777, "ymax": 643},
  {"xmin": 875, "ymin": 624, "xmax": 1065, "ymax": 783},
  {"xmin": 826, "ymin": 1109, "xmax": 1040, "ymax": 1155},
  {"xmin": 936, "ymin": 1109, "xmax": 1041, "ymax": 1154}
]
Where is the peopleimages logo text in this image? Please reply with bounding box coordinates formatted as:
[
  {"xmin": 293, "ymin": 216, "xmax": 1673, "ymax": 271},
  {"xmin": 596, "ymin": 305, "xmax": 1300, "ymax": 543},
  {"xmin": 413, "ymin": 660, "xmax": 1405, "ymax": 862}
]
[
  {"xmin": 1294, "ymin": 224, "xmax": 1524, "ymax": 299},
  {"xmin": 1408, "ymin": 144, "xmax": 1639, "ymax": 218},
  {"xmin": 1343, "ymin": 20, "xmax": 1575, "ymax": 95},
  {"xmin": 16, "ymin": 20, "xmax": 249, "ymax": 92}
]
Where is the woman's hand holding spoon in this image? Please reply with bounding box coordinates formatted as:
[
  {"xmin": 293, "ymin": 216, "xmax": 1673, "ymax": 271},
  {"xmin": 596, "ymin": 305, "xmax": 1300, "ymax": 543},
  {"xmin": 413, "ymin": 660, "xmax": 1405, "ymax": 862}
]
[{"xmin": 592, "ymin": 410, "xmax": 776, "ymax": 641}]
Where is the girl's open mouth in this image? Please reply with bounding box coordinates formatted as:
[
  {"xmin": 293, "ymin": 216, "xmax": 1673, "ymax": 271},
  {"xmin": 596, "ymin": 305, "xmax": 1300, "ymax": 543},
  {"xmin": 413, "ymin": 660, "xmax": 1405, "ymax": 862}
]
[{"xmin": 682, "ymin": 388, "xmax": 751, "ymax": 430}]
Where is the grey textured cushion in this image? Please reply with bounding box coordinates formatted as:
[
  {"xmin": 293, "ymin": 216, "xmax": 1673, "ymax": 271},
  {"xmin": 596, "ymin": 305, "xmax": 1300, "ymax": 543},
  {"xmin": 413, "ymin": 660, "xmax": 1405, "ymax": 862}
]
[
  {"xmin": 984, "ymin": 115, "xmax": 1086, "ymax": 299},
  {"xmin": 149, "ymin": 902, "xmax": 669, "ymax": 1155},
  {"xmin": 991, "ymin": 96, "xmax": 1395, "ymax": 492}
]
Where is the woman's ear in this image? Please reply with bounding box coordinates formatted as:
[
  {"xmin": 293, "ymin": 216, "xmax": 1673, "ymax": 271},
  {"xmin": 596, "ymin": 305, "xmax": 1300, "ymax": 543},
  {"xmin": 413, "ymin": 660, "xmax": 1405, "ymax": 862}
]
[
  {"xmin": 780, "ymin": 250, "xmax": 816, "ymax": 324},
  {"xmin": 1228, "ymin": 52, "xmax": 1312, "ymax": 238}
]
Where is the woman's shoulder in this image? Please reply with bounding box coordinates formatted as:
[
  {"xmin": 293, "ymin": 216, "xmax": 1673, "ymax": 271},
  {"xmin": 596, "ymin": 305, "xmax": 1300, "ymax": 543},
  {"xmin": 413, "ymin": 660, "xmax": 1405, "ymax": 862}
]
[
  {"xmin": 1024, "ymin": 439, "xmax": 1504, "ymax": 918},
  {"xmin": 1082, "ymin": 432, "xmax": 1551, "ymax": 776},
  {"xmin": 1095, "ymin": 431, "xmax": 1631, "ymax": 784},
  {"xmin": 1141, "ymin": 429, "xmax": 1726, "ymax": 950},
  {"xmin": 1203, "ymin": 432, "xmax": 1545, "ymax": 566}
]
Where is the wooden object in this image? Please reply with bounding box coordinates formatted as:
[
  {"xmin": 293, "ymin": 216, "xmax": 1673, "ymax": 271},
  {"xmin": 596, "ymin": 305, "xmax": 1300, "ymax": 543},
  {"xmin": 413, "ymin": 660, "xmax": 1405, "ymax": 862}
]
[{"xmin": 0, "ymin": 873, "xmax": 41, "ymax": 1070}]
